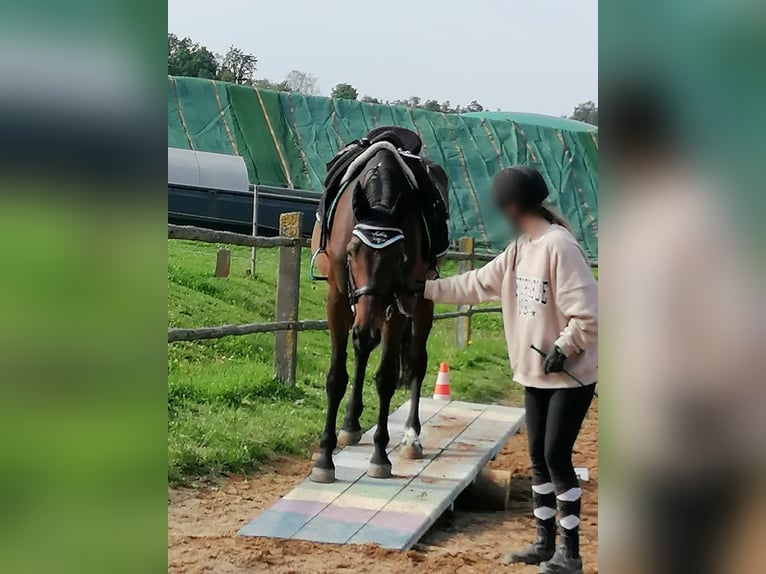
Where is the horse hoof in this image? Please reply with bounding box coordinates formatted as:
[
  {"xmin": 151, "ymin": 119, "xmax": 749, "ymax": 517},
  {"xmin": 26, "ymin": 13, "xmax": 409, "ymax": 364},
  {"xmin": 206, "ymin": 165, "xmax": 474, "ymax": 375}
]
[
  {"xmin": 338, "ymin": 429, "xmax": 362, "ymax": 446},
  {"xmin": 401, "ymin": 441, "xmax": 424, "ymax": 460},
  {"xmin": 367, "ymin": 462, "xmax": 392, "ymax": 478},
  {"xmin": 309, "ymin": 466, "xmax": 335, "ymax": 483}
]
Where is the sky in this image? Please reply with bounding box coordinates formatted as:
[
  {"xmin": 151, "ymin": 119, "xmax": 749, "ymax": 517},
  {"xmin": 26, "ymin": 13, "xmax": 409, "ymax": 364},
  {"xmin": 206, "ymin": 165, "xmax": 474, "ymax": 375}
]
[{"xmin": 168, "ymin": 0, "xmax": 597, "ymax": 117}]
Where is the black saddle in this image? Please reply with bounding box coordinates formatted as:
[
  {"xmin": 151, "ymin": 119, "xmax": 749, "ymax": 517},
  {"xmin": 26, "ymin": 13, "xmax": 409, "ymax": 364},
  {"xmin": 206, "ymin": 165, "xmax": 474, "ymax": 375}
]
[
  {"xmin": 317, "ymin": 127, "xmax": 450, "ymax": 267},
  {"xmin": 323, "ymin": 126, "xmax": 422, "ymax": 193}
]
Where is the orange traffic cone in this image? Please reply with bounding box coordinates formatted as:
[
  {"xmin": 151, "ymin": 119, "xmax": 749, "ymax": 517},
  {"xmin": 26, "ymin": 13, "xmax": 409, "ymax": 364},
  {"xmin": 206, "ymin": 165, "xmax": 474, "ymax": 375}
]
[{"xmin": 433, "ymin": 362, "xmax": 451, "ymax": 401}]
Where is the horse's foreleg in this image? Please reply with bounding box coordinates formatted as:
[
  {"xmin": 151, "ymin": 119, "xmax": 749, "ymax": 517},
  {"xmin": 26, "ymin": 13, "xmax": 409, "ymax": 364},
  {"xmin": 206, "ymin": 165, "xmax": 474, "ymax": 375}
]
[
  {"xmin": 368, "ymin": 315, "xmax": 406, "ymax": 478},
  {"xmin": 398, "ymin": 318, "xmax": 414, "ymax": 388},
  {"xmin": 311, "ymin": 291, "xmax": 352, "ymax": 483},
  {"xmin": 401, "ymin": 298, "xmax": 434, "ymax": 460},
  {"xmin": 339, "ymin": 329, "xmax": 375, "ymax": 446}
]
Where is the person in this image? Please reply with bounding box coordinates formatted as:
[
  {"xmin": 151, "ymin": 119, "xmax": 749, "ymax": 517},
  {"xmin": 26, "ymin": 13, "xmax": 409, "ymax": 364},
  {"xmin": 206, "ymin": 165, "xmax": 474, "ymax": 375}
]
[
  {"xmin": 420, "ymin": 166, "xmax": 597, "ymax": 574},
  {"xmin": 599, "ymin": 79, "xmax": 762, "ymax": 574}
]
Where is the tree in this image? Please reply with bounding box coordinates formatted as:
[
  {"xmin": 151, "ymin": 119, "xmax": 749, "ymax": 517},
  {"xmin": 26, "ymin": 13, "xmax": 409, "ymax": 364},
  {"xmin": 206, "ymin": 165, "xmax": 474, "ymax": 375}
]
[
  {"xmin": 331, "ymin": 83, "xmax": 358, "ymax": 100},
  {"xmin": 253, "ymin": 78, "xmax": 292, "ymax": 92},
  {"xmin": 218, "ymin": 46, "xmax": 257, "ymax": 85},
  {"xmin": 168, "ymin": 33, "xmax": 218, "ymax": 79},
  {"xmin": 339, "ymin": 89, "xmax": 485, "ymax": 114},
  {"xmin": 570, "ymin": 101, "xmax": 598, "ymax": 125},
  {"xmin": 465, "ymin": 100, "xmax": 484, "ymax": 113},
  {"xmin": 285, "ymin": 70, "xmax": 319, "ymax": 95},
  {"xmin": 168, "ymin": 32, "xmax": 179, "ymax": 65}
]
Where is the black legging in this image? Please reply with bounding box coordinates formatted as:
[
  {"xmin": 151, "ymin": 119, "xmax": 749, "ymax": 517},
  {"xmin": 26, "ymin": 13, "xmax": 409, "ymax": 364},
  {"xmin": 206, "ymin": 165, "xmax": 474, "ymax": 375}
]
[
  {"xmin": 525, "ymin": 384, "xmax": 595, "ymax": 558},
  {"xmin": 525, "ymin": 384, "xmax": 596, "ymax": 491}
]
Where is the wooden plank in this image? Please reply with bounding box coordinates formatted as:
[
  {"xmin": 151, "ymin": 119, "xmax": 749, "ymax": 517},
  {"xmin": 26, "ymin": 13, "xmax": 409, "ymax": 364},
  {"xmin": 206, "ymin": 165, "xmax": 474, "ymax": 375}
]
[
  {"xmin": 237, "ymin": 463, "xmax": 366, "ymax": 540},
  {"xmin": 353, "ymin": 396, "xmax": 445, "ymax": 447},
  {"xmin": 238, "ymin": 399, "xmax": 524, "ymax": 550},
  {"xmin": 433, "ymin": 306, "xmax": 502, "ymax": 321},
  {"xmin": 168, "ymin": 319, "xmax": 328, "ymax": 343},
  {"xmin": 291, "ymin": 401, "xmax": 485, "ymax": 544},
  {"xmin": 237, "ymin": 399, "xmax": 450, "ymax": 539},
  {"xmin": 168, "ymin": 224, "xmax": 296, "ymax": 248},
  {"xmin": 168, "ymin": 311, "xmax": 505, "ymax": 344},
  {"xmin": 292, "ymin": 475, "xmax": 411, "ymax": 544},
  {"xmin": 348, "ymin": 403, "xmax": 524, "ymax": 550}
]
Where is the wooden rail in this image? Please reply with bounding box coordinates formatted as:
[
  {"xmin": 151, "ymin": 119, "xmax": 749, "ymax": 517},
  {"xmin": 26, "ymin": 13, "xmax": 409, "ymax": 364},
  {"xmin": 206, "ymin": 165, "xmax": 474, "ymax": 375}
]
[
  {"xmin": 168, "ymin": 220, "xmax": 597, "ymax": 384},
  {"xmin": 168, "ymin": 224, "xmax": 297, "ymax": 248},
  {"xmin": 169, "ymin": 223, "xmax": 598, "ymax": 266},
  {"xmin": 169, "ymin": 319, "xmax": 329, "ymax": 342},
  {"xmin": 167, "ymin": 310, "xmax": 503, "ymax": 343}
]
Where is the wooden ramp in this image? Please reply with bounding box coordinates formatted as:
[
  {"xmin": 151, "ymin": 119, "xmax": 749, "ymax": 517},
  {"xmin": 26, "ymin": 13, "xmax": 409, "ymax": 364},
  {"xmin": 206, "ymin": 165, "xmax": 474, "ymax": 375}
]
[{"xmin": 238, "ymin": 398, "xmax": 525, "ymax": 550}]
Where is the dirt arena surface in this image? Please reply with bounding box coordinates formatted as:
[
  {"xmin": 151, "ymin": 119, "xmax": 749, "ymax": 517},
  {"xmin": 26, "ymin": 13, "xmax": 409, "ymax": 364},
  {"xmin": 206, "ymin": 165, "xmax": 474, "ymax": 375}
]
[{"xmin": 168, "ymin": 402, "xmax": 598, "ymax": 573}]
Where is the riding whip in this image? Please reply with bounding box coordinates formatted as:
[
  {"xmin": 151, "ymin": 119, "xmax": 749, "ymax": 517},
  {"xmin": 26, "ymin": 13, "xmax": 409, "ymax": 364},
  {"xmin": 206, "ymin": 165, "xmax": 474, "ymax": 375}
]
[{"xmin": 530, "ymin": 344, "xmax": 598, "ymax": 397}]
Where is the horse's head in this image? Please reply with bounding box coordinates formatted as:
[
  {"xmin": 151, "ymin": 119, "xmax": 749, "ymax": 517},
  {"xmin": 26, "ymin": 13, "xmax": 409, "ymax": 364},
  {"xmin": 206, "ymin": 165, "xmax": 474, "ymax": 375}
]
[{"xmin": 346, "ymin": 155, "xmax": 414, "ymax": 342}]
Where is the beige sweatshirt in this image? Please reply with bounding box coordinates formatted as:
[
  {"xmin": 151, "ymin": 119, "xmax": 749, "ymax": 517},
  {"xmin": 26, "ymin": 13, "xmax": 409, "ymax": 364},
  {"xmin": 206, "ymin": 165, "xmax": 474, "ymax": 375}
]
[{"xmin": 425, "ymin": 224, "xmax": 597, "ymax": 389}]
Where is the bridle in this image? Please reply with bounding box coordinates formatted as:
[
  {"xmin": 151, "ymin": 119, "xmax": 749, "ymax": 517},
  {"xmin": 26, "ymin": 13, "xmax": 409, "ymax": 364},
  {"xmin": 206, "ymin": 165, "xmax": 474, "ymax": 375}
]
[{"xmin": 346, "ymin": 223, "xmax": 419, "ymax": 319}]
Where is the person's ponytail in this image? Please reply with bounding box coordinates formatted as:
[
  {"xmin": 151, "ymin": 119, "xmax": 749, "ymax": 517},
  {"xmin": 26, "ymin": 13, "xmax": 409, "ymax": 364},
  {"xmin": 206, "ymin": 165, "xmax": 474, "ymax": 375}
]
[{"xmin": 538, "ymin": 205, "xmax": 572, "ymax": 232}]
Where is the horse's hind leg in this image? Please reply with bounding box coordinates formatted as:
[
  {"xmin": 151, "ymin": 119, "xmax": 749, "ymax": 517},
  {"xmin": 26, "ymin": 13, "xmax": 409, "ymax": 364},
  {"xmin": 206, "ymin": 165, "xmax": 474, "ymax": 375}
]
[
  {"xmin": 401, "ymin": 298, "xmax": 434, "ymax": 460},
  {"xmin": 368, "ymin": 315, "xmax": 406, "ymax": 478},
  {"xmin": 339, "ymin": 329, "xmax": 375, "ymax": 446},
  {"xmin": 310, "ymin": 290, "xmax": 352, "ymax": 483}
]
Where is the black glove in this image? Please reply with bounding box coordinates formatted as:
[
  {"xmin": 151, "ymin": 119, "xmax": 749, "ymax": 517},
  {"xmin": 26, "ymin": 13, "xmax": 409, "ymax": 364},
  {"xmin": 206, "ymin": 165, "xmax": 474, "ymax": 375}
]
[{"xmin": 543, "ymin": 346, "xmax": 567, "ymax": 374}]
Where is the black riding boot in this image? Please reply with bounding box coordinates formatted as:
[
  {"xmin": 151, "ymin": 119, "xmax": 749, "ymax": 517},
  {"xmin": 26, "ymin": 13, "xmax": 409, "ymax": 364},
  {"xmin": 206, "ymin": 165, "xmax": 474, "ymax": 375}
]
[
  {"xmin": 503, "ymin": 483, "xmax": 556, "ymax": 565},
  {"xmin": 539, "ymin": 489, "xmax": 583, "ymax": 574}
]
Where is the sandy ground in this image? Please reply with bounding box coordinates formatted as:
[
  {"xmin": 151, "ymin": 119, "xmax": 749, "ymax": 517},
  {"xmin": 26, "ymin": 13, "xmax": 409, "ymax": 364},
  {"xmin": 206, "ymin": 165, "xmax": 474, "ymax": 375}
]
[{"xmin": 168, "ymin": 402, "xmax": 598, "ymax": 573}]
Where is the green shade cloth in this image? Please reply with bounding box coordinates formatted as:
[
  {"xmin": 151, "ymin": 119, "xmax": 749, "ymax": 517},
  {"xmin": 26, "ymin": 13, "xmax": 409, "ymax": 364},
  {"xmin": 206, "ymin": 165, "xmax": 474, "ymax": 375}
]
[{"xmin": 168, "ymin": 76, "xmax": 598, "ymax": 259}]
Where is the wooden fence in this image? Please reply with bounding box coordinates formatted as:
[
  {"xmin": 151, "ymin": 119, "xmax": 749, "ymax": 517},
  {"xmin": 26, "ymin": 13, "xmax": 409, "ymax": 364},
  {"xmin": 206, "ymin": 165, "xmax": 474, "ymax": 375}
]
[{"xmin": 168, "ymin": 213, "xmax": 596, "ymax": 384}]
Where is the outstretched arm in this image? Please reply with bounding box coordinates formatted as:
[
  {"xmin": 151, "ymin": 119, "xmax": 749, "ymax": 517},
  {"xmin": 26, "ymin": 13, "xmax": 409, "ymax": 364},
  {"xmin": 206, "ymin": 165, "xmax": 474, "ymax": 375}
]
[{"xmin": 424, "ymin": 249, "xmax": 509, "ymax": 305}]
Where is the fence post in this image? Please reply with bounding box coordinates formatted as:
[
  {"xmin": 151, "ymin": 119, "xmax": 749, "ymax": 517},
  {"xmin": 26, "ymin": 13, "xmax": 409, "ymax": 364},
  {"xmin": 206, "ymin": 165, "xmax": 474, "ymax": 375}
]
[
  {"xmin": 274, "ymin": 212, "xmax": 303, "ymax": 384},
  {"xmin": 250, "ymin": 185, "xmax": 259, "ymax": 277},
  {"xmin": 215, "ymin": 248, "xmax": 231, "ymax": 278},
  {"xmin": 456, "ymin": 236, "xmax": 474, "ymax": 349}
]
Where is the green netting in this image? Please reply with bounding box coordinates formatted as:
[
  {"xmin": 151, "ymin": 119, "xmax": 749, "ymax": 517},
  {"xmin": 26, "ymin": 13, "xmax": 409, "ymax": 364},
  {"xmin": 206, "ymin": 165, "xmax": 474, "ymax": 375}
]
[
  {"xmin": 167, "ymin": 76, "xmax": 599, "ymax": 259},
  {"xmin": 173, "ymin": 76, "xmax": 236, "ymax": 154},
  {"xmin": 167, "ymin": 78, "xmax": 189, "ymax": 150},
  {"xmin": 226, "ymin": 87, "xmax": 288, "ymax": 188},
  {"xmin": 463, "ymin": 111, "xmax": 598, "ymax": 133}
]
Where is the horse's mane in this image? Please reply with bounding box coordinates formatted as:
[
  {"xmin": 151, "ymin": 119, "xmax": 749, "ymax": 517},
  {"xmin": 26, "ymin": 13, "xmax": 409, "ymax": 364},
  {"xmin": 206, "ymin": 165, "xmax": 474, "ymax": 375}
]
[{"xmin": 360, "ymin": 149, "xmax": 411, "ymax": 214}]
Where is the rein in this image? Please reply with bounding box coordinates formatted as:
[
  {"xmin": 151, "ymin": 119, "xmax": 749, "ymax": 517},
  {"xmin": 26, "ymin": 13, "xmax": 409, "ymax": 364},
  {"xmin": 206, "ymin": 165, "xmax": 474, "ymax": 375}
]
[{"xmin": 346, "ymin": 270, "xmax": 422, "ymax": 320}]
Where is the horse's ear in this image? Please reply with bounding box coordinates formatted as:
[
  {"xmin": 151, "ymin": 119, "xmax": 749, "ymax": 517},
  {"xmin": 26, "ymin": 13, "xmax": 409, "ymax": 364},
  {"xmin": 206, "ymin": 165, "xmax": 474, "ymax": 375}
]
[{"xmin": 352, "ymin": 183, "xmax": 371, "ymax": 220}]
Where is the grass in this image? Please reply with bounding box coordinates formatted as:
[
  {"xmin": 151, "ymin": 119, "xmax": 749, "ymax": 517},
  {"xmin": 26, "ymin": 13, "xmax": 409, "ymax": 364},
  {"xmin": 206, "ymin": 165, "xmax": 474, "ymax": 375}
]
[{"xmin": 168, "ymin": 240, "xmax": 521, "ymax": 484}]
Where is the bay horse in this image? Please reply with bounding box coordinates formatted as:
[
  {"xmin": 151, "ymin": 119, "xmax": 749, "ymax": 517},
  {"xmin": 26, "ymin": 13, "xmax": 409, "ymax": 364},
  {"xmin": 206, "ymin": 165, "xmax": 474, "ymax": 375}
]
[{"xmin": 309, "ymin": 144, "xmax": 440, "ymax": 483}]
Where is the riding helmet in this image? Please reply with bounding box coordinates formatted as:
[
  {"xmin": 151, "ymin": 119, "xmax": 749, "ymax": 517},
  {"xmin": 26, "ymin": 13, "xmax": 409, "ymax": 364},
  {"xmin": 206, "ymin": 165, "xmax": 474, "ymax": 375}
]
[{"xmin": 491, "ymin": 166, "xmax": 549, "ymax": 212}]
